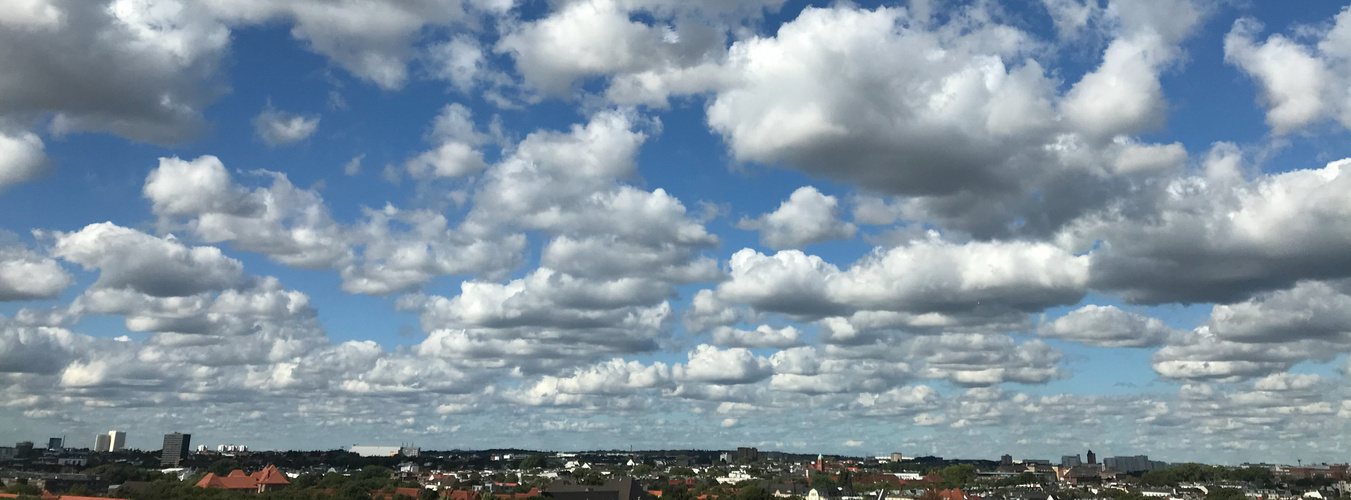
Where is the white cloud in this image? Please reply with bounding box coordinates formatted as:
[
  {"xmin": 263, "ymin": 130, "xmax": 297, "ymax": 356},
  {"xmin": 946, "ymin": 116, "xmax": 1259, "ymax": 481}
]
[
  {"xmin": 200, "ymin": 0, "xmax": 502, "ymax": 90},
  {"xmin": 1224, "ymin": 7, "xmax": 1351, "ymax": 134},
  {"xmin": 0, "ymin": 244, "xmax": 71, "ymax": 301},
  {"xmin": 405, "ymin": 103, "xmax": 488, "ymax": 178},
  {"xmin": 1207, "ymin": 280, "xmax": 1351, "ymax": 344},
  {"xmin": 1039, "ymin": 304, "xmax": 1179, "ymax": 348},
  {"xmin": 0, "ymin": 130, "xmax": 48, "ymax": 190},
  {"xmin": 253, "ymin": 105, "xmax": 320, "ymax": 147},
  {"xmin": 497, "ymin": 0, "xmax": 727, "ymax": 97},
  {"xmin": 1067, "ymin": 155, "xmax": 1351, "ymax": 304},
  {"xmin": 738, "ymin": 186, "xmax": 856, "ymax": 249},
  {"xmin": 48, "ymin": 223, "xmax": 249, "ymax": 297},
  {"xmin": 343, "ymin": 154, "xmax": 364, "ymax": 176},
  {"xmin": 674, "ymin": 344, "xmax": 772, "ymax": 385},
  {"xmin": 0, "ymin": 324, "xmax": 87, "ymax": 374},
  {"xmin": 0, "ymin": 0, "xmax": 230, "ymax": 144},
  {"xmin": 715, "ymin": 235, "xmax": 1088, "ymax": 321},
  {"xmin": 143, "ymin": 156, "xmax": 258, "ymax": 217},
  {"xmin": 711, "ymin": 325, "xmax": 802, "ymax": 349}
]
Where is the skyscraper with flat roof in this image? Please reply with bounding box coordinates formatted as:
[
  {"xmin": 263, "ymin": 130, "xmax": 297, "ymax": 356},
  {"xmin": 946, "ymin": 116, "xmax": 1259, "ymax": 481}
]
[
  {"xmin": 161, "ymin": 432, "xmax": 190, "ymax": 466},
  {"xmin": 94, "ymin": 434, "xmax": 111, "ymax": 452},
  {"xmin": 108, "ymin": 431, "xmax": 126, "ymax": 452}
]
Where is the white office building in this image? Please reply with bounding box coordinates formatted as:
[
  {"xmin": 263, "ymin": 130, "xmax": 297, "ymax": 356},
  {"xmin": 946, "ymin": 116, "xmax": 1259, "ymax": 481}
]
[
  {"xmin": 95, "ymin": 434, "xmax": 112, "ymax": 452},
  {"xmin": 109, "ymin": 431, "xmax": 126, "ymax": 452}
]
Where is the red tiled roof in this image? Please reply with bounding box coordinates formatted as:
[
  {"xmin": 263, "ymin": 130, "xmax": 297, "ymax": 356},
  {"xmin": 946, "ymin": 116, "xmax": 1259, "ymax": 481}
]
[
  {"xmin": 446, "ymin": 490, "xmax": 483, "ymax": 500},
  {"xmin": 197, "ymin": 472, "xmax": 263, "ymax": 490},
  {"xmin": 197, "ymin": 465, "xmax": 290, "ymax": 490},
  {"xmin": 252, "ymin": 465, "xmax": 291, "ymax": 485},
  {"xmin": 494, "ymin": 487, "xmax": 540, "ymax": 499},
  {"xmin": 937, "ymin": 489, "xmax": 970, "ymax": 500},
  {"xmin": 0, "ymin": 493, "xmax": 127, "ymax": 500}
]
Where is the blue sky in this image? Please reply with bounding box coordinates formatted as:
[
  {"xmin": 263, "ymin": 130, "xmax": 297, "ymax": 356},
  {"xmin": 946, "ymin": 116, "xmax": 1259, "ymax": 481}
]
[{"xmin": 2, "ymin": 0, "xmax": 1351, "ymax": 464}]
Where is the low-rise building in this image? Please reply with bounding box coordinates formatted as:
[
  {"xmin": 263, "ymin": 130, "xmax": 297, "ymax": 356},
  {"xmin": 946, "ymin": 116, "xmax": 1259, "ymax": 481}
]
[{"xmin": 195, "ymin": 465, "xmax": 290, "ymax": 493}]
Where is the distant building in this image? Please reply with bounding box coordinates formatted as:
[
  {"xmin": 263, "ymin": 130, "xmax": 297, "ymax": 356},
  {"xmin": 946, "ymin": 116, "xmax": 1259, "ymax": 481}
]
[
  {"xmin": 48, "ymin": 437, "xmax": 63, "ymax": 450},
  {"xmin": 1286, "ymin": 465, "xmax": 1349, "ymax": 481},
  {"xmin": 1086, "ymin": 450, "xmax": 1096, "ymax": 465},
  {"xmin": 891, "ymin": 453, "xmax": 905, "ymax": 462},
  {"xmin": 736, "ymin": 447, "xmax": 759, "ymax": 462},
  {"xmin": 546, "ymin": 477, "xmax": 648, "ymax": 500},
  {"xmin": 350, "ymin": 445, "xmax": 419, "ymax": 457},
  {"xmin": 95, "ymin": 434, "xmax": 112, "ymax": 452},
  {"xmin": 196, "ymin": 464, "xmax": 290, "ymax": 493},
  {"xmin": 0, "ymin": 447, "xmax": 15, "ymax": 461},
  {"xmin": 1103, "ymin": 455, "xmax": 1166, "ymax": 473},
  {"xmin": 1062, "ymin": 455, "xmax": 1082, "ymax": 467},
  {"xmin": 108, "ymin": 431, "xmax": 126, "ymax": 452},
  {"xmin": 161, "ymin": 432, "xmax": 191, "ymax": 466},
  {"xmin": 16, "ymin": 441, "xmax": 34, "ymax": 457},
  {"xmin": 1001, "ymin": 455, "xmax": 1013, "ymax": 466}
]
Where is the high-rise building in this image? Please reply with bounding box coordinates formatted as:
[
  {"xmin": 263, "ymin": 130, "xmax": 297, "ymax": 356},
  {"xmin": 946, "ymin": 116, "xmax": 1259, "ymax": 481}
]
[
  {"xmin": 1001, "ymin": 454, "xmax": 1013, "ymax": 466},
  {"xmin": 1104, "ymin": 455, "xmax": 1165, "ymax": 473},
  {"xmin": 109, "ymin": 431, "xmax": 126, "ymax": 452},
  {"xmin": 15, "ymin": 442, "xmax": 33, "ymax": 457},
  {"xmin": 735, "ymin": 447, "xmax": 758, "ymax": 462},
  {"xmin": 1061, "ymin": 455, "xmax": 1082, "ymax": 467},
  {"xmin": 94, "ymin": 434, "xmax": 112, "ymax": 452},
  {"xmin": 47, "ymin": 437, "xmax": 63, "ymax": 450},
  {"xmin": 1086, "ymin": 450, "xmax": 1096, "ymax": 465},
  {"xmin": 161, "ymin": 433, "xmax": 191, "ymax": 466}
]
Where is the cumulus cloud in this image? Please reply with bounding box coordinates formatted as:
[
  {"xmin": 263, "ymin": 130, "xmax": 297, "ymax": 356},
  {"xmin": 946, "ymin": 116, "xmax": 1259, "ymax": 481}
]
[
  {"xmin": 253, "ymin": 104, "xmax": 320, "ymax": 147},
  {"xmin": 1066, "ymin": 154, "xmax": 1351, "ymax": 304},
  {"xmin": 1147, "ymin": 279, "xmax": 1351, "ymax": 381},
  {"xmin": 200, "ymin": 0, "xmax": 507, "ymax": 90},
  {"xmin": 715, "ymin": 235, "xmax": 1088, "ymax": 322},
  {"xmin": 711, "ymin": 325, "xmax": 802, "ymax": 349},
  {"xmin": 738, "ymin": 187, "xmax": 856, "ymax": 249},
  {"xmin": 0, "ymin": 130, "xmax": 48, "ymax": 190},
  {"xmin": 0, "ymin": 244, "xmax": 70, "ymax": 301},
  {"xmin": 674, "ymin": 345, "xmax": 772, "ymax": 385},
  {"xmin": 0, "ymin": 0, "xmax": 229, "ymax": 144},
  {"xmin": 1224, "ymin": 7, "xmax": 1351, "ymax": 134},
  {"xmin": 507, "ymin": 358, "xmax": 672, "ymax": 406},
  {"xmin": 48, "ymin": 223, "xmax": 250, "ymax": 297},
  {"xmin": 0, "ymin": 324, "xmax": 87, "ymax": 374},
  {"xmin": 144, "ymin": 155, "xmax": 521, "ymax": 295},
  {"xmin": 496, "ymin": 0, "xmax": 729, "ymax": 97},
  {"xmin": 682, "ymin": 1, "xmax": 1199, "ymax": 237},
  {"xmin": 405, "ymin": 103, "xmax": 488, "ymax": 178},
  {"xmin": 1039, "ymin": 304, "xmax": 1179, "ymax": 348}
]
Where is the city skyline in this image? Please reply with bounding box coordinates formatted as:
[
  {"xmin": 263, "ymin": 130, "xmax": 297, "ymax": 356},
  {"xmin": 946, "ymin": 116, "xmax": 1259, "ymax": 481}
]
[{"xmin": 1, "ymin": 0, "xmax": 1350, "ymax": 464}]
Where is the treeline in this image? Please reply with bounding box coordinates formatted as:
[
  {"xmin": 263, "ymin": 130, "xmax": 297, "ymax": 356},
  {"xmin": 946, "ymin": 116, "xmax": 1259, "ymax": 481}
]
[
  {"xmin": 108, "ymin": 465, "xmax": 436, "ymax": 500},
  {"xmin": 1140, "ymin": 464, "xmax": 1276, "ymax": 487}
]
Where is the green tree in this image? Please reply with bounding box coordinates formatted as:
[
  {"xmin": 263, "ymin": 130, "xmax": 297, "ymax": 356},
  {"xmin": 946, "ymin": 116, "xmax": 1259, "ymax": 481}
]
[
  {"xmin": 1206, "ymin": 489, "xmax": 1246, "ymax": 500},
  {"xmin": 736, "ymin": 486, "xmax": 772, "ymax": 500},
  {"xmin": 209, "ymin": 458, "xmax": 244, "ymax": 476},
  {"xmin": 633, "ymin": 464, "xmax": 654, "ymax": 477},
  {"xmin": 520, "ymin": 455, "xmax": 546, "ymax": 470},
  {"xmin": 937, "ymin": 465, "xmax": 977, "ymax": 489},
  {"xmin": 3, "ymin": 483, "xmax": 43, "ymax": 495}
]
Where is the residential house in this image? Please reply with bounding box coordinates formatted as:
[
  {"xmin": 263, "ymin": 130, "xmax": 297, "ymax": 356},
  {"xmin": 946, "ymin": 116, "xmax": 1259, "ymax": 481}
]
[{"xmin": 195, "ymin": 465, "xmax": 290, "ymax": 493}]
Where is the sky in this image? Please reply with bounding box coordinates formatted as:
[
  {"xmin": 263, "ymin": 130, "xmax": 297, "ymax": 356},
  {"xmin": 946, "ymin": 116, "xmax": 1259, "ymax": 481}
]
[{"xmin": 1, "ymin": 0, "xmax": 1351, "ymax": 465}]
